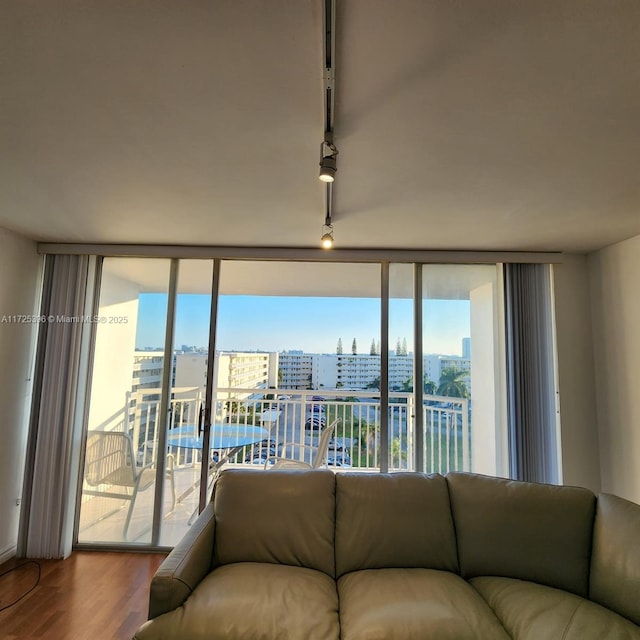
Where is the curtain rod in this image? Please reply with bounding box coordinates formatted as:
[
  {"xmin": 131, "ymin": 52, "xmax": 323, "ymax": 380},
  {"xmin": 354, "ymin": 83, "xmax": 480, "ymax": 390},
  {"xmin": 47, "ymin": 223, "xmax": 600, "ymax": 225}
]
[{"xmin": 36, "ymin": 243, "xmax": 564, "ymax": 264}]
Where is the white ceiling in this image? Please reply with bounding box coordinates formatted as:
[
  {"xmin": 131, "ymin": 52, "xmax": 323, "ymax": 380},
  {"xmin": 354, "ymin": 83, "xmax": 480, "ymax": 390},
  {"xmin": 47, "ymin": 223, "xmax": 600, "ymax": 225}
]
[{"xmin": 1, "ymin": 0, "xmax": 639, "ymax": 253}]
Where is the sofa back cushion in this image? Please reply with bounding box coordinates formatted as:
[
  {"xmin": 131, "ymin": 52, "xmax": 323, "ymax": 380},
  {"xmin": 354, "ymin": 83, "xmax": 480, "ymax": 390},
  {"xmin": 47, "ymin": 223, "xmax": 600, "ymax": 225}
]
[
  {"xmin": 335, "ymin": 472, "xmax": 458, "ymax": 578},
  {"xmin": 213, "ymin": 468, "xmax": 336, "ymax": 577},
  {"xmin": 590, "ymin": 493, "xmax": 640, "ymax": 625},
  {"xmin": 447, "ymin": 472, "xmax": 596, "ymax": 597}
]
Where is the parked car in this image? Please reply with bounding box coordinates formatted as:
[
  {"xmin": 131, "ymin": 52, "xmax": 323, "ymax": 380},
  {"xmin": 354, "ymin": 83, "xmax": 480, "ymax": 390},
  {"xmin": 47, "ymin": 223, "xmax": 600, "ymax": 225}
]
[
  {"xmin": 327, "ymin": 447, "xmax": 352, "ymax": 467},
  {"xmin": 307, "ymin": 404, "xmax": 325, "ymax": 414},
  {"xmin": 244, "ymin": 439, "xmax": 279, "ymax": 464},
  {"xmin": 305, "ymin": 416, "xmax": 326, "ymax": 431}
]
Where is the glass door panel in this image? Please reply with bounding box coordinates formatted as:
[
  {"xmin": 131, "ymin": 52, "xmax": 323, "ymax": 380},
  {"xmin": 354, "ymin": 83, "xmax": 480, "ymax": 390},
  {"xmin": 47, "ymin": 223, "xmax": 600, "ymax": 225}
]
[
  {"xmin": 421, "ymin": 265, "xmax": 503, "ymax": 475},
  {"xmin": 388, "ymin": 264, "xmax": 415, "ymax": 470},
  {"xmin": 215, "ymin": 261, "xmax": 381, "ymax": 472},
  {"xmin": 77, "ymin": 258, "xmax": 170, "ymax": 545},
  {"xmin": 158, "ymin": 260, "xmax": 214, "ymax": 546},
  {"xmin": 76, "ymin": 256, "xmax": 506, "ymax": 550}
]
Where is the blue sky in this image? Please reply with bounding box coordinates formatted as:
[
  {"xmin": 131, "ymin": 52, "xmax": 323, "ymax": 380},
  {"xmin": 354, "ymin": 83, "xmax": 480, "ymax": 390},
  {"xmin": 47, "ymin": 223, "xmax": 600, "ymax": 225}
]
[{"xmin": 136, "ymin": 294, "xmax": 470, "ymax": 356}]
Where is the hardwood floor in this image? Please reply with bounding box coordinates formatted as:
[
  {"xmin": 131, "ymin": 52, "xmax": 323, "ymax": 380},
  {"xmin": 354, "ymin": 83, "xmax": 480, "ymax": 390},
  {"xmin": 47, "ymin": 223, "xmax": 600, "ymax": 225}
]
[{"xmin": 0, "ymin": 551, "xmax": 166, "ymax": 640}]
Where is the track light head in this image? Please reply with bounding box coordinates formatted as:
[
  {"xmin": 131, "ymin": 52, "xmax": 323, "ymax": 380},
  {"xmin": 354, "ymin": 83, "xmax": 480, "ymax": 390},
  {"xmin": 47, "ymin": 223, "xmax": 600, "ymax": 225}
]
[
  {"xmin": 319, "ymin": 156, "xmax": 337, "ymax": 182},
  {"xmin": 321, "ymin": 224, "xmax": 334, "ymax": 249},
  {"xmin": 319, "ymin": 140, "xmax": 338, "ymax": 182}
]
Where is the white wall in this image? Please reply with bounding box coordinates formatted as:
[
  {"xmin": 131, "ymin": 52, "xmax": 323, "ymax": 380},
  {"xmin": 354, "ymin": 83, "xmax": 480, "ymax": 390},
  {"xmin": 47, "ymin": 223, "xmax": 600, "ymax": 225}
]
[
  {"xmin": 553, "ymin": 255, "xmax": 601, "ymax": 493},
  {"xmin": 588, "ymin": 234, "xmax": 640, "ymax": 503},
  {"xmin": 470, "ymin": 281, "xmax": 501, "ymax": 476},
  {"xmin": 0, "ymin": 227, "xmax": 41, "ymax": 563},
  {"xmin": 87, "ymin": 269, "xmax": 139, "ymax": 431}
]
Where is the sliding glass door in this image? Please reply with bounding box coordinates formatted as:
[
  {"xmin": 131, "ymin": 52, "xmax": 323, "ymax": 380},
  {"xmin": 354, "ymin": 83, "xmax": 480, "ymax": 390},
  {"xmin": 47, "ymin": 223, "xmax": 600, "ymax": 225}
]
[{"xmin": 75, "ymin": 257, "xmax": 507, "ymax": 549}]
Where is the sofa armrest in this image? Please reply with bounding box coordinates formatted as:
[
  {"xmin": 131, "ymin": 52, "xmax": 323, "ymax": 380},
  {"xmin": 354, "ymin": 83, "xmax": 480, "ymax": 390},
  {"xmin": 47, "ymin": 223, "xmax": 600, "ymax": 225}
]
[{"xmin": 149, "ymin": 502, "xmax": 216, "ymax": 619}]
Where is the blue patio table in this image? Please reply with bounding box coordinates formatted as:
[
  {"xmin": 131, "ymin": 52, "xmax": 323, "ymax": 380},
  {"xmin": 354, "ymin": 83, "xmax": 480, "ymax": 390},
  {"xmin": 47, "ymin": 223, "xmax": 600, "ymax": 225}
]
[
  {"xmin": 166, "ymin": 423, "xmax": 269, "ymax": 507},
  {"xmin": 166, "ymin": 423, "xmax": 268, "ymax": 454}
]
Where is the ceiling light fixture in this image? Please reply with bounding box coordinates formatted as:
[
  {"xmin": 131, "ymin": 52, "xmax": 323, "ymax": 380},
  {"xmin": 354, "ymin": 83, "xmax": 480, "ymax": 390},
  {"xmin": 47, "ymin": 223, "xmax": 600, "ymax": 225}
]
[
  {"xmin": 319, "ymin": 139, "xmax": 338, "ymax": 182},
  {"xmin": 318, "ymin": 0, "xmax": 337, "ymax": 249},
  {"xmin": 321, "ymin": 222, "xmax": 334, "ymax": 249}
]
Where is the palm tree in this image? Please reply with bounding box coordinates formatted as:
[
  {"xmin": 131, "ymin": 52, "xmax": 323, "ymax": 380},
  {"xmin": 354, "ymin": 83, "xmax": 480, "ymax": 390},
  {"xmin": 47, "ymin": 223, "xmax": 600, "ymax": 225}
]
[
  {"xmin": 423, "ymin": 377, "xmax": 437, "ymax": 395},
  {"xmin": 366, "ymin": 376, "xmax": 380, "ymax": 390},
  {"xmin": 391, "ymin": 437, "xmax": 407, "ymax": 468},
  {"xmin": 355, "ymin": 419, "xmax": 378, "ymax": 467},
  {"xmin": 437, "ymin": 367, "xmax": 469, "ymax": 398}
]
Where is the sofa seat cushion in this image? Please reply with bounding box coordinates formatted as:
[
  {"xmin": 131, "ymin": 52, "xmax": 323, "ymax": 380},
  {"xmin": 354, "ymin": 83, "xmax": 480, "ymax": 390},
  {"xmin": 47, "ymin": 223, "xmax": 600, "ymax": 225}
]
[
  {"xmin": 134, "ymin": 562, "xmax": 340, "ymax": 640},
  {"xmin": 471, "ymin": 576, "xmax": 640, "ymax": 640},
  {"xmin": 337, "ymin": 568, "xmax": 511, "ymax": 640}
]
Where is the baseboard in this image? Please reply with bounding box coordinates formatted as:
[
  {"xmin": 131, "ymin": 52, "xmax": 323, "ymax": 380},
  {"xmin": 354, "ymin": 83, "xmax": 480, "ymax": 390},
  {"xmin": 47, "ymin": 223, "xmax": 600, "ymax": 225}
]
[{"xmin": 0, "ymin": 545, "xmax": 17, "ymax": 566}]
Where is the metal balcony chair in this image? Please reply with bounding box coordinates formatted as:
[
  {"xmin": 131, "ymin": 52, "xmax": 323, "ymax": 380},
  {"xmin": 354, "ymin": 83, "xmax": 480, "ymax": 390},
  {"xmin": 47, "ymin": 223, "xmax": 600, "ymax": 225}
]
[
  {"xmin": 264, "ymin": 419, "xmax": 339, "ymax": 470},
  {"xmin": 83, "ymin": 430, "xmax": 176, "ymax": 539}
]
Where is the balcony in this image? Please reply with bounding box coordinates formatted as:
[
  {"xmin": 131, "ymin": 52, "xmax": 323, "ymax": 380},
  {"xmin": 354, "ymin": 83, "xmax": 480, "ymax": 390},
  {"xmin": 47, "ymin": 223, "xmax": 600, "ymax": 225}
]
[
  {"xmin": 131, "ymin": 387, "xmax": 470, "ymax": 472},
  {"xmin": 78, "ymin": 388, "xmax": 469, "ymax": 545}
]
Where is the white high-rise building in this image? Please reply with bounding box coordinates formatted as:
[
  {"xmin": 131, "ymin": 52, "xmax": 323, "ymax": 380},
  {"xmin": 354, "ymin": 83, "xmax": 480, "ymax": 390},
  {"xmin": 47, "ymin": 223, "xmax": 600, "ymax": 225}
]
[
  {"xmin": 280, "ymin": 352, "xmax": 413, "ymax": 391},
  {"xmin": 129, "ymin": 351, "xmax": 165, "ymax": 433},
  {"xmin": 320, "ymin": 354, "xmax": 380, "ymax": 390},
  {"xmin": 215, "ymin": 351, "xmax": 279, "ymax": 393},
  {"xmin": 173, "ymin": 350, "xmax": 279, "ymax": 402},
  {"xmin": 462, "ymin": 337, "xmax": 471, "ymax": 359},
  {"xmin": 133, "ymin": 349, "xmax": 472, "ymax": 398},
  {"xmin": 388, "ymin": 355, "xmax": 414, "ymax": 390},
  {"xmin": 131, "ymin": 351, "xmax": 165, "ymax": 393},
  {"xmin": 424, "ymin": 355, "xmax": 471, "ymax": 389},
  {"xmin": 278, "ymin": 351, "xmax": 315, "ymax": 389}
]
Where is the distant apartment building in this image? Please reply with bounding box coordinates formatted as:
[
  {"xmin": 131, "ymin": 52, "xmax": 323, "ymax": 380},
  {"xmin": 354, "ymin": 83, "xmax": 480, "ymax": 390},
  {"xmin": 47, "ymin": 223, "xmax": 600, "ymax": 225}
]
[
  {"xmin": 216, "ymin": 351, "xmax": 279, "ymax": 395},
  {"xmin": 388, "ymin": 355, "xmax": 414, "ymax": 390},
  {"xmin": 462, "ymin": 337, "xmax": 471, "ymax": 359},
  {"xmin": 128, "ymin": 351, "xmax": 279, "ymax": 433},
  {"xmin": 335, "ymin": 354, "xmax": 381, "ymax": 389},
  {"xmin": 131, "ymin": 351, "xmax": 165, "ymax": 393},
  {"xmin": 131, "ymin": 349, "xmax": 471, "ymax": 402},
  {"xmin": 130, "ymin": 350, "xmax": 279, "ymax": 413},
  {"xmin": 173, "ymin": 350, "xmax": 279, "ymax": 400},
  {"xmin": 424, "ymin": 354, "xmax": 471, "ymax": 388},
  {"xmin": 130, "ymin": 351, "xmax": 165, "ymax": 431},
  {"xmin": 285, "ymin": 352, "xmax": 413, "ymax": 391},
  {"xmin": 316, "ymin": 354, "xmax": 384, "ymax": 390},
  {"xmin": 278, "ymin": 351, "xmax": 314, "ymax": 389}
]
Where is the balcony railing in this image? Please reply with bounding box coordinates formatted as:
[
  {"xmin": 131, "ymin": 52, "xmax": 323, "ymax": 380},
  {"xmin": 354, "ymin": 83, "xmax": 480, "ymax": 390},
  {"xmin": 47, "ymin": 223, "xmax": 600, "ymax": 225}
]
[{"xmin": 129, "ymin": 387, "xmax": 470, "ymax": 474}]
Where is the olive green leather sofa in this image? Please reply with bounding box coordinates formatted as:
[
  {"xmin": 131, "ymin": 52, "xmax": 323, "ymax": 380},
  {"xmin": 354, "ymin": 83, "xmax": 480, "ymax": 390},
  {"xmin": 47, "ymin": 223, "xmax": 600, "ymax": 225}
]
[{"xmin": 133, "ymin": 469, "xmax": 640, "ymax": 640}]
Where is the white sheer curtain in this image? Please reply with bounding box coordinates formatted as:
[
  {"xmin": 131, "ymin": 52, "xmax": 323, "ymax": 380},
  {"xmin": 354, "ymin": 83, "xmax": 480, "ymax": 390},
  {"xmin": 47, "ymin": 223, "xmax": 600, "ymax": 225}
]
[
  {"xmin": 504, "ymin": 263, "xmax": 559, "ymax": 484},
  {"xmin": 19, "ymin": 254, "xmax": 93, "ymax": 558}
]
